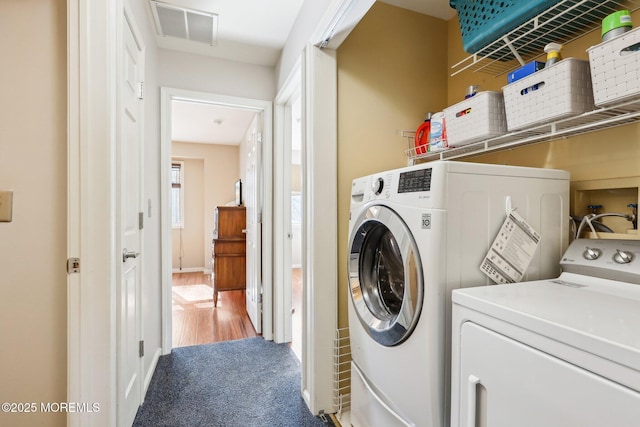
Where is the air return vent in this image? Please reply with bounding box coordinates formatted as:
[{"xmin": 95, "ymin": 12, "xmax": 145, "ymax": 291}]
[{"xmin": 150, "ymin": 1, "xmax": 218, "ymax": 46}]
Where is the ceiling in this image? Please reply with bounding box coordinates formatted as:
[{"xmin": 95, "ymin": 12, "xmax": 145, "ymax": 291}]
[
  {"xmin": 158, "ymin": 0, "xmax": 455, "ymax": 146},
  {"xmin": 172, "ymin": 101, "xmax": 258, "ymax": 145}
]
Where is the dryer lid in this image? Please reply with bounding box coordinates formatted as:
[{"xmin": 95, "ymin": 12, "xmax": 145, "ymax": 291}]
[{"xmin": 452, "ymin": 274, "xmax": 640, "ymax": 370}]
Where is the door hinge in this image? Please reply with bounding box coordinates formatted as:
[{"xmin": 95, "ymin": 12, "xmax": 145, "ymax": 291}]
[
  {"xmin": 139, "ymin": 211, "xmax": 144, "ymax": 230},
  {"xmin": 139, "ymin": 340, "xmax": 144, "ymax": 358},
  {"xmin": 67, "ymin": 257, "xmax": 80, "ymax": 274},
  {"xmin": 137, "ymin": 82, "xmax": 144, "ymax": 100}
]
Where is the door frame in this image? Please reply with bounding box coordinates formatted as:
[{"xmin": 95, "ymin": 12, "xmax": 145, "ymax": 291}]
[
  {"xmin": 159, "ymin": 87, "xmax": 273, "ymax": 352},
  {"xmin": 67, "ymin": 0, "xmax": 127, "ymax": 424},
  {"xmin": 274, "ymin": 44, "xmax": 340, "ymax": 415},
  {"xmin": 273, "ymin": 55, "xmax": 302, "ymax": 344},
  {"xmin": 302, "ymin": 44, "xmax": 339, "ymax": 414}
]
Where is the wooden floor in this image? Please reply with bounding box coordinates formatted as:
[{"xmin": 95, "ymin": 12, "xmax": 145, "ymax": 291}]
[
  {"xmin": 172, "ymin": 270, "xmax": 303, "ymax": 352},
  {"xmin": 172, "ymin": 272, "xmax": 258, "ymax": 347}
]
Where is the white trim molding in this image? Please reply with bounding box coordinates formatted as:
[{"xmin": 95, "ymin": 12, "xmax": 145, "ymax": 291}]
[
  {"xmin": 311, "ymin": 0, "xmax": 375, "ymax": 49},
  {"xmin": 301, "ymin": 44, "xmax": 338, "ymax": 416},
  {"xmin": 273, "ymin": 55, "xmax": 302, "ymax": 344},
  {"xmin": 160, "ymin": 87, "xmax": 274, "ymax": 353},
  {"xmin": 68, "ymin": 0, "xmax": 119, "ymax": 425}
]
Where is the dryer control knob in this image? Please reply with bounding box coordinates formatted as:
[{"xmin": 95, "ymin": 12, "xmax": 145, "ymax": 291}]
[
  {"xmin": 371, "ymin": 177, "xmax": 384, "ymax": 195},
  {"xmin": 583, "ymin": 247, "xmax": 602, "ymax": 260},
  {"xmin": 613, "ymin": 249, "xmax": 634, "ymax": 264}
]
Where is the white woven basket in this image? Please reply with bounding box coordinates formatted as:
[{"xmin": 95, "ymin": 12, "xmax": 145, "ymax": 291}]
[
  {"xmin": 502, "ymin": 58, "xmax": 594, "ymax": 131},
  {"xmin": 443, "ymin": 91, "xmax": 507, "ymax": 147},
  {"xmin": 588, "ymin": 26, "xmax": 640, "ymax": 107}
]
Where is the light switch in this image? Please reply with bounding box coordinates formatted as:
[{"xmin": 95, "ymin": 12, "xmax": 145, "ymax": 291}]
[{"xmin": 0, "ymin": 190, "xmax": 13, "ymax": 222}]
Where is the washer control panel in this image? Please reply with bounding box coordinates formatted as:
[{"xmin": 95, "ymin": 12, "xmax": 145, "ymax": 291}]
[
  {"xmin": 561, "ymin": 239, "xmax": 640, "ymax": 284},
  {"xmin": 613, "ymin": 249, "xmax": 635, "ymax": 264},
  {"xmin": 582, "ymin": 247, "xmax": 602, "ymax": 260},
  {"xmin": 579, "ymin": 246, "xmax": 635, "ymax": 264}
]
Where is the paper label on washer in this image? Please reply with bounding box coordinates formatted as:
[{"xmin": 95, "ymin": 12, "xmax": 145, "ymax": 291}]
[{"xmin": 480, "ymin": 210, "xmax": 541, "ymax": 284}]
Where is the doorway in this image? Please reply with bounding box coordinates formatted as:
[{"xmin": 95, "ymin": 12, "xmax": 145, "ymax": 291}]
[
  {"xmin": 168, "ymin": 100, "xmax": 258, "ymax": 348},
  {"xmin": 160, "ymin": 88, "xmax": 274, "ymax": 353}
]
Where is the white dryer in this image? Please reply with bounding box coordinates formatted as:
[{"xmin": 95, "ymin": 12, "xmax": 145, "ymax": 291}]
[
  {"xmin": 450, "ymin": 238, "xmax": 640, "ymax": 427},
  {"xmin": 347, "ymin": 161, "xmax": 569, "ymax": 427}
]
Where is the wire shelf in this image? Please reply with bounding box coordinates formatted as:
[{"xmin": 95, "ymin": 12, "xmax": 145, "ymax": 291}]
[
  {"xmin": 451, "ymin": 0, "xmax": 640, "ymax": 77},
  {"xmin": 405, "ymin": 98, "xmax": 640, "ymax": 163}
]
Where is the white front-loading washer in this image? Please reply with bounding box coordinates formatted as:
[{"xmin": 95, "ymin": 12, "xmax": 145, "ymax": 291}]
[
  {"xmin": 347, "ymin": 161, "xmax": 570, "ymax": 427},
  {"xmin": 450, "ymin": 239, "xmax": 640, "ymax": 427}
]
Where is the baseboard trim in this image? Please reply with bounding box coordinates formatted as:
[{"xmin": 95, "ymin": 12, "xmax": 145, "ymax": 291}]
[
  {"xmin": 171, "ymin": 267, "xmax": 205, "ymax": 273},
  {"xmin": 142, "ymin": 347, "xmax": 162, "ymax": 400}
]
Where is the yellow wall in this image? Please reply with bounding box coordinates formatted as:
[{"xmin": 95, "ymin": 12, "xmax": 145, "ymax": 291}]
[
  {"xmin": 291, "ymin": 164, "xmax": 302, "ymax": 193},
  {"xmin": 172, "ymin": 142, "xmax": 240, "ymax": 273},
  {"xmin": 171, "ymin": 158, "xmax": 205, "ymax": 270},
  {"xmin": 337, "ymin": 3, "xmax": 449, "ymax": 328},
  {"xmin": 0, "ymin": 1, "xmax": 67, "ymax": 426}
]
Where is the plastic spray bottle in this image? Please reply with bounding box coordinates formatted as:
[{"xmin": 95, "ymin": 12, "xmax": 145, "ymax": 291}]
[{"xmin": 544, "ymin": 43, "xmax": 563, "ymax": 67}]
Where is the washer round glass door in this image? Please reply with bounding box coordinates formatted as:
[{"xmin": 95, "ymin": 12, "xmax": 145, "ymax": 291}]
[{"xmin": 348, "ymin": 205, "xmax": 423, "ymax": 346}]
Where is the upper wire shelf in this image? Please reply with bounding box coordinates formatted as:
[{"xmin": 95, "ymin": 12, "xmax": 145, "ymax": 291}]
[{"xmin": 451, "ymin": 0, "xmax": 640, "ymax": 77}]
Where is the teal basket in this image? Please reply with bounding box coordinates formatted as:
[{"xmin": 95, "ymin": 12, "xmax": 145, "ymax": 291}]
[{"xmin": 450, "ymin": 0, "xmax": 561, "ymax": 53}]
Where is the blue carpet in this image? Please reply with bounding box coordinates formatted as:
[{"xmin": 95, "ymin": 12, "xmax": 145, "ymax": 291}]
[{"xmin": 133, "ymin": 337, "xmax": 328, "ymax": 427}]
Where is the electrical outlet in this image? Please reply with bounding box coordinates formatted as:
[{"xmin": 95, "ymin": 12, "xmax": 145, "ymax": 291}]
[{"xmin": 0, "ymin": 190, "xmax": 14, "ymax": 222}]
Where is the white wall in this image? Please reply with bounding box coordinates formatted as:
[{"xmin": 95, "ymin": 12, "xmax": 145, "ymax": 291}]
[
  {"xmin": 277, "ymin": 0, "xmax": 333, "ymax": 88},
  {"xmin": 159, "ymin": 49, "xmax": 276, "ymax": 101}
]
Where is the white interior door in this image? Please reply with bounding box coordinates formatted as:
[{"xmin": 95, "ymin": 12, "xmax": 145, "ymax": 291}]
[
  {"xmin": 289, "ymin": 94, "xmax": 303, "ymax": 360},
  {"xmin": 273, "ymin": 61, "xmax": 300, "ymax": 345},
  {"xmin": 246, "ymin": 113, "xmax": 262, "ymax": 333},
  {"xmin": 118, "ymin": 11, "xmax": 144, "ymax": 426}
]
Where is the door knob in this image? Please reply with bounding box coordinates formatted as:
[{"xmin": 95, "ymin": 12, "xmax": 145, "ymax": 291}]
[{"xmin": 122, "ymin": 248, "xmax": 140, "ymax": 262}]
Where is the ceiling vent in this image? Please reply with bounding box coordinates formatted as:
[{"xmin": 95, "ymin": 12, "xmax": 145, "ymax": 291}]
[{"xmin": 150, "ymin": 1, "xmax": 218, "ymax": 46}]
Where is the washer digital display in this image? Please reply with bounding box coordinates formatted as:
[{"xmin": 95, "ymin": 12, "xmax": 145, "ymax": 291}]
[{"xmin": 398, "ymin": 168, "xmax": 432, "ymax": 193}]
